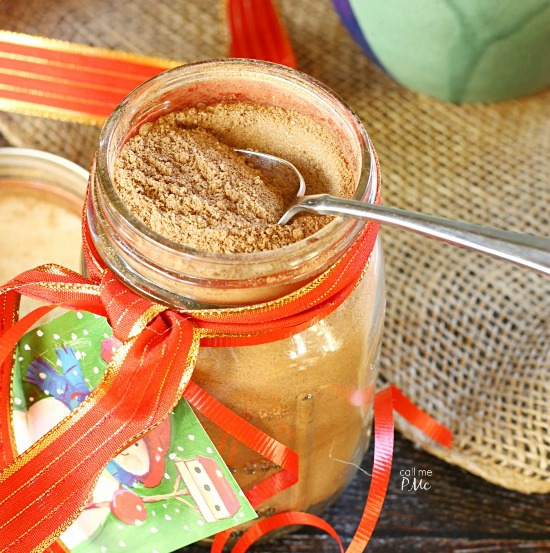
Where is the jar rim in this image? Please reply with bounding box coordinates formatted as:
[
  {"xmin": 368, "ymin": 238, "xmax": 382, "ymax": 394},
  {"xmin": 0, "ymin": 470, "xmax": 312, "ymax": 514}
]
[
  {"xmin": 91, "ymin": 59, "xmax": 380, "ymax": 306},
  {"xmin": 96, "ymin": 59, "xmax": 378, "ymax": 264}
]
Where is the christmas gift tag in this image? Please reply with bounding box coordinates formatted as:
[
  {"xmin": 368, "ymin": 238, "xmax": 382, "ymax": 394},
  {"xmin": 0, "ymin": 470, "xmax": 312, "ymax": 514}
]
[{"xmin": 11, "ymin": 310, "xmax": 257, "ymax": 553}]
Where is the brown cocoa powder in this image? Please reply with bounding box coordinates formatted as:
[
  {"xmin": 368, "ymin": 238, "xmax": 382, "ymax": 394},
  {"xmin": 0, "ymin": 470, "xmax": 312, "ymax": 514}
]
[{"xmin": 113, "ymin": 102, "xmax": 354, "ymax": 253}]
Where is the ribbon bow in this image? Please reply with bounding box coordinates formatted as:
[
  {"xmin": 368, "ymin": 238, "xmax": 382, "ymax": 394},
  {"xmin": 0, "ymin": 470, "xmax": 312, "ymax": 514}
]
[
  {"xmin": 0, "ymin": 195, "xmax": 452, "ymax": 552},
  {"xmin": 0, "ymin": 198, "xmax": 375, "ymax": 550}
]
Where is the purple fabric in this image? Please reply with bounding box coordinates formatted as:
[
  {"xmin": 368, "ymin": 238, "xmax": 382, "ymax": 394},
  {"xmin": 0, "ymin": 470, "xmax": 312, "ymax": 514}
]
[{"xmin": 331, "ymin": 0, "xmax": 383, "ymax": 68}]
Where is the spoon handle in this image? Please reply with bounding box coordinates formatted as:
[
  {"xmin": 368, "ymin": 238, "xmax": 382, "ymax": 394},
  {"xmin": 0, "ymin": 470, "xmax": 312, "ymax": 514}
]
[{"xmin": 288, "ymin": 195, "xmax": 550, "ymax": 275}]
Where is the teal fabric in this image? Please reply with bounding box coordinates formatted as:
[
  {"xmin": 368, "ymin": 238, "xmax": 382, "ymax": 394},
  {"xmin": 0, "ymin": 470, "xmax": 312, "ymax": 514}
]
[{"xmin": 344, "ymin": 0, "xmax": 550, "ymax": 103}]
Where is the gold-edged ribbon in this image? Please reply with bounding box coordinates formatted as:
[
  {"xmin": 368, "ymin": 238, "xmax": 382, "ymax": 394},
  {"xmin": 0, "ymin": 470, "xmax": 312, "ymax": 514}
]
[
  {"xmin": 0, "ymin": 1, "xmax": 297, "ymax": 125},
  {"xmin": 0, "ymin": 31, "xmax": 179, "ymax": 125}
]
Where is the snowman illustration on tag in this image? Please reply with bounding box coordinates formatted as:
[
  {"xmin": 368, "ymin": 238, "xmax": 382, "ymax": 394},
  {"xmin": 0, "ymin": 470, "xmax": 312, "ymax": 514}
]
[{"xmin": 12, "ymin": 337, "xmax": 241, "ymax": 550}]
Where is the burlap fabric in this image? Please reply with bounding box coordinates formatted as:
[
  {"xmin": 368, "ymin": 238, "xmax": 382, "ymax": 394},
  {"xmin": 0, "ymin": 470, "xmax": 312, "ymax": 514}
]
[{"xmin": 0, "ymin": 0, "xmax": 548, "ymax": 494}]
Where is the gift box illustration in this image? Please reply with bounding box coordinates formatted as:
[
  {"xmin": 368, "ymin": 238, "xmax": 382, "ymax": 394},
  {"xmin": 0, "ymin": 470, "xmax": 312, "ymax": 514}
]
[{"xmin": 175, "ymin": 457, "xmax": 240, "ymax": 522}]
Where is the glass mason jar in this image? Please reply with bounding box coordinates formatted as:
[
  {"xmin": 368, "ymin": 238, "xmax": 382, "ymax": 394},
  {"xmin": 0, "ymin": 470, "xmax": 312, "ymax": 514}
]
[{"xmin": 87, "ymin": 60, "xmax": 385, "ymax": 521}]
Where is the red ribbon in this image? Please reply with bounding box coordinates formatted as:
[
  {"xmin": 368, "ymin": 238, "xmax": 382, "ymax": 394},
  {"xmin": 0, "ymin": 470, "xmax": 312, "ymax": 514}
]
[
  {"xmin": 0, "ymin": 184, "xmax": 452, "ymax": 552},
  {"xmin": 227, "ymin": 0, "xmax": 297, "ymax": 68},
  {"xmin": 0, "ymin": 31, "xmax": 178, "ymax": 124}
]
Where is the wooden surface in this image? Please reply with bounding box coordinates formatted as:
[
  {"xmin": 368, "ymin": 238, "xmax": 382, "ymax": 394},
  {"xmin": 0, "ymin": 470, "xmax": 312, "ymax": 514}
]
[
  {"xmin": 1, "ymin": 134, "xmax": 548, "ymax": 552},
  {"xmin": 183, "ymin": 433, "xmax": 549, "ymax": 552}
]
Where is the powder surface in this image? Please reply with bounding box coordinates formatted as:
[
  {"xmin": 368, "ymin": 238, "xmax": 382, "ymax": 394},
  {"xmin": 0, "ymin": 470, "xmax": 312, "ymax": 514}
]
[
  {"xmin": 114, "ymin": 103, "xmax": 355, "ymax": 254},
  {"xmin": 0, "ymin": 185, "xmax": 82, "ymax": 280},
  {"xmin": 0, "ymin": 183, "xmax": 84, "ymax": 317}
]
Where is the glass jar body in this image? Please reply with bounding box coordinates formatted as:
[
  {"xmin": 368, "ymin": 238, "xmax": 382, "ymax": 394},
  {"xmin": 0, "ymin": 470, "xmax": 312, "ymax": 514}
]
[
  {"xmin": 193, "ymin": 243, "xmax": 384, "ymax": 516},
  {"xmin": 87, "ymin": 59, "xmax": 385, "ymax": 519}
]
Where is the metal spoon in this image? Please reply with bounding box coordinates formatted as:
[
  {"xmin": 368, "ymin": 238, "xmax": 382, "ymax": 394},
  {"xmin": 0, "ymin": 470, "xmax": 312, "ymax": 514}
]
[{"xmin": 238, "ymin": 149, "xmax": 550, "ymax": 276}]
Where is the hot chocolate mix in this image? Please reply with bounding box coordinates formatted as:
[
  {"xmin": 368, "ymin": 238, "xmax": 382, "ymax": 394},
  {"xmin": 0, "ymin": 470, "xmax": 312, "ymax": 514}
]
[{"xmin": 113, "ymin": 102, "xmax": 354, "ymax": 252}]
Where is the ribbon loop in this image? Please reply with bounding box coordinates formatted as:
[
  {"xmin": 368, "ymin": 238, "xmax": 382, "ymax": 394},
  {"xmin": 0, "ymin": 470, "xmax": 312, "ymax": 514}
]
[{"xmin": 99, "ymin": 269, "xmax": 166, "ymax": 341}]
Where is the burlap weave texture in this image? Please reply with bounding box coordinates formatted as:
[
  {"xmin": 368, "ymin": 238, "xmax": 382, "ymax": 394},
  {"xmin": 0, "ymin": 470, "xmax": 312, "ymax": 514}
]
[{"xmin": 0, "ymin": 0, "xmax": 548, "ymax": 494}]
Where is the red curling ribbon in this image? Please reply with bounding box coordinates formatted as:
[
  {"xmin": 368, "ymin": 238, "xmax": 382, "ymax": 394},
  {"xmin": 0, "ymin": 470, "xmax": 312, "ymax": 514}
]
[
  {"xmin": 391, "ymin": 386, "xmax": 453, "ymax": 449},
  {"xmin": 229, "ymin": 512, "xmax": 345, "ymax": 553},
  {"xmin": 214, "ymin": 385, "xmax": 451, "ymax": 553},
  {"xmin": 186, "ymin": 381, "xmax": 301, "ymax": 553},
  {"xmin": 184, "ymin": 381, "xmax": 299, "ymax": 508}
]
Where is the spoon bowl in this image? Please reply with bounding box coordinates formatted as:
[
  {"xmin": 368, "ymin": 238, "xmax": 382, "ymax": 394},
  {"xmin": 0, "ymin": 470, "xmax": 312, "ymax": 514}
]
[
  {"xmin": 236, "ymin": 149, "xmax": 306, "ymax": 200},
  {"xmin": 238, "ymin": 149, "xmax": 550, "ymax": 276}
]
